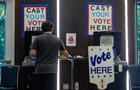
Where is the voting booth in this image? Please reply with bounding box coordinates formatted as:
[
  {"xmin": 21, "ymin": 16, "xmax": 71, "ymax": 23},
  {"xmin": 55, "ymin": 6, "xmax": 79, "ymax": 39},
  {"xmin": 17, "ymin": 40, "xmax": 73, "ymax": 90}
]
[
  {"xmin": 87, "ymin": 31, "xmax": 128, "ymax": 90},
  {"xmin": 72, "ymin": 58, "xmax": 128, "ymax": 90},
  {"xmin": 59, "ymin": 59, "xmax": 72, "ymax": 90},
  {"xmin": 72, "ymin": 58, "xmax": 98, "ymax": 90},
  {"xmin": 129, "ymin": 65, "xmax": 140, "ymax": 90},
  {"xmin": 107, "ymin": 64, "xmax": 128, "ymax": 90},
  {"xmin": 21, "ymin": 58, "xmax": 71, "ymax": 90}
]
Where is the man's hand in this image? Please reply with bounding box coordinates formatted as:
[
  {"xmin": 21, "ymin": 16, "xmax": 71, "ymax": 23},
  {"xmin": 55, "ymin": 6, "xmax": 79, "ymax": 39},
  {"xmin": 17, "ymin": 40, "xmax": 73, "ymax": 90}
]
[{"xmin": 60, "ymin": 50, "xmax": 71, "ymax": 59}]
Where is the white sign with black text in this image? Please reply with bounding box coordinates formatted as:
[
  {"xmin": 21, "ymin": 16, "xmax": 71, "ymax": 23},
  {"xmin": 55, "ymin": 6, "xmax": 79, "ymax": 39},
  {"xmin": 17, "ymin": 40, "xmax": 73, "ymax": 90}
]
[{"xmin": 88, "ymin": 46, "xmax": 114, "ymax": 89}]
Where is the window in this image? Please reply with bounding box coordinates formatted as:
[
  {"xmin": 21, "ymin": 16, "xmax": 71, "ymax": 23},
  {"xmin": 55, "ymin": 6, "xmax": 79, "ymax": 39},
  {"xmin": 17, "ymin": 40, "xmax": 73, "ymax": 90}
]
[
  {"xmin": 0, "ymin": 3, "xmax": 6, "ymax": 62},
  {"xmin": 137, "ymin": 2, "xmax": 140, "ymax": 64}
]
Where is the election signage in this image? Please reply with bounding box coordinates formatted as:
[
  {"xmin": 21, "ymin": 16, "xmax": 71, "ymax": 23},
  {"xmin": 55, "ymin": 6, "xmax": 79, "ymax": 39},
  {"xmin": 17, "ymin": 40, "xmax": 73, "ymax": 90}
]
[
  {"xmin": 21, "ymin": 4, "xmax": 50, "ymax": 38},
  {"xmin": 66, "ymin": 33, "xmax": 76, "ymax": 46},
  {"xmin": 88, "ymin": 46, "xmax": 114, "ymax": 89},
  {"xmin": 85, "ymin": 2, "xmax": 115, "ymax": 38}
]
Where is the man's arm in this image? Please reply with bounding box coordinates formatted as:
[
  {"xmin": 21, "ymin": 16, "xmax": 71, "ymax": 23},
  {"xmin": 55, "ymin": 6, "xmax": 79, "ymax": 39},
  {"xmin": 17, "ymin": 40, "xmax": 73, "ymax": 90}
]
[
  {"xmin": 30, "ymin": 49, "xmax": 37, "ymax": 57},
  {"xmin": 60, "ymin": 50, "xmax": 71, "ymax": 58}
]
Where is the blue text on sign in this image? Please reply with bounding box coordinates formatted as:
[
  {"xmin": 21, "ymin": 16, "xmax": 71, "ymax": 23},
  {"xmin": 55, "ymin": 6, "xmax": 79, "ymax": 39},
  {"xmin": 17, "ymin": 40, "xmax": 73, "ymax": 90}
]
[
  {"xmin": 91, "ymin": 66, "xmax": 112, "ymax": 74},
  {"xmin": 92, "ymin": 12, "xmax": 110, "ymax": 17},
  {"xmin": 90, "ymin": 52, "xmax": 111, "ymax": 66},
  {"xmin": 26, "ymin": 14, "xmax": 45, "ymax": 20}
]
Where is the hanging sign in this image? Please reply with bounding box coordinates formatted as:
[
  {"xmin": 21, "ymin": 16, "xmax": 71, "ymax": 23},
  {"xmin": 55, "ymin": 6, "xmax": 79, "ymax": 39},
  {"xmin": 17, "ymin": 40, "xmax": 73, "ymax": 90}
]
[
  {"xmin": 88, "ymin": 46, "xmax": 114, "ymax": 89},
  {"xmin": 21, "ymin": 4, "xmax": 50, "ymax": 38},
  {"xmin": 66, "ymin": 33, "xmax": 76, "ymax": 46},
  {"xmin": 85, "ymin": 2, "xmax": 115, "ymax": 38}
]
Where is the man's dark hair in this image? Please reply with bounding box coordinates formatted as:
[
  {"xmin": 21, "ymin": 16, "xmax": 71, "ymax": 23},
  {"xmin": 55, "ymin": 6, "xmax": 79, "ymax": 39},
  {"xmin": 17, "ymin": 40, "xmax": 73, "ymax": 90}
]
[{"xmin": 41, "ymin": 21, "xmax": 54, "ymax": 32}]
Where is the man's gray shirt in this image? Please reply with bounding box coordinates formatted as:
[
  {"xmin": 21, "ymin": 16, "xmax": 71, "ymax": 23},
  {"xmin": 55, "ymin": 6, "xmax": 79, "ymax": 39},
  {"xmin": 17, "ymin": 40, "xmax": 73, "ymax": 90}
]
[{"xmin": 31, "ymin": 33, "xmax": 65, "ymax": 73}]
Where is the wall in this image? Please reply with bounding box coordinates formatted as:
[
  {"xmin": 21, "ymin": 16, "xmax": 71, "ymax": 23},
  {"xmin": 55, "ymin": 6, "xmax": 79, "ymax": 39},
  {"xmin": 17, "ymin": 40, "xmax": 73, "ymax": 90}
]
[
  {"xmin": 15, "ymin": 0, "xmax": 136, "ymax": 65},
  {"xmin": 60, "ymin": 0, "xmax": 136, "ymax": 64},
  {"xmin": 6, "ymin": 0, "xmax": 15, "ymax": 65},
  {"xmin": 128, "ymin": 0, "xmax": 136, "ymax": 64}
]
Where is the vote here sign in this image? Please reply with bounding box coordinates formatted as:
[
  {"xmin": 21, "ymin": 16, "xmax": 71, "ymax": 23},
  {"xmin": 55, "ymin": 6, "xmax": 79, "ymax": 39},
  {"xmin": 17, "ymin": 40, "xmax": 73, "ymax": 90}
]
[
  {"xmin": 21, "ymin": 4, "xmax": 50, "ymax": 38},
  {"xmin": 88, "ymin": 46, "xmax": 114, "ymax": 89},
  {"xmin": 85, "ymin": 2, "xmax": 115, "ymax": 38}
]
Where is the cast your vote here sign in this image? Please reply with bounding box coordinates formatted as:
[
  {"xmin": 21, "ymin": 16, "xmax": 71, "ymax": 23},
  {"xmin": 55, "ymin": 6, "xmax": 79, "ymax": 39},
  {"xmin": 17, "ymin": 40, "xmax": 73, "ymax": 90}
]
[{"xmin": 88, "ymin": 46, "xmax": 114, "ymax": 89}]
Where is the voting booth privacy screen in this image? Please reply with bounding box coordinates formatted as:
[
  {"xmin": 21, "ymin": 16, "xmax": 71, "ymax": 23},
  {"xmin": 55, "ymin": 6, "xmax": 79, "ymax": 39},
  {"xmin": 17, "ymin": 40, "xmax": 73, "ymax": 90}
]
[{"xmin": 93, "ymin": 32, "xmax": 121, "ymax": 57}]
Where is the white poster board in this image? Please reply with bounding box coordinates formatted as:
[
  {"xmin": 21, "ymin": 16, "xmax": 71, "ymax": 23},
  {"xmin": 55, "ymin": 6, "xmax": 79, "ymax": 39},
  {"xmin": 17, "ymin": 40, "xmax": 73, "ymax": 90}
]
[
  {"xmin": 66, "ymin": 33, "xmax": 76, "ymax": 46},
  {"xmin": 21, "ymin": 4, "xmax": 50, "ymax": 38},
  {"xmin": 85, "ymin": 2, "xmax": 115, "ymax": 38},
  {"xmin": 24, "ymin": 6, "xmax": 47, "ymax": 31},
  {"xmin": 88, "ymin": 46, "xmax": 114, "ymax": 89}
]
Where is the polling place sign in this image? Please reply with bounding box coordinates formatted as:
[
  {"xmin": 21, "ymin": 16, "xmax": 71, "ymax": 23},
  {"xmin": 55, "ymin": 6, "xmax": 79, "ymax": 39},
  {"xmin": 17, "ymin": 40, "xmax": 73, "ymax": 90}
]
[
  {"xmin": 85, "ymin": 2, "xmax": 115, "ymax": 38},
  {"xmin": 21, "ymin": 4, "xmax": 50, "ymax": 38},
  {"xmin": 88, "ymin": 46, "xmax": 114, "ymax": 89}
]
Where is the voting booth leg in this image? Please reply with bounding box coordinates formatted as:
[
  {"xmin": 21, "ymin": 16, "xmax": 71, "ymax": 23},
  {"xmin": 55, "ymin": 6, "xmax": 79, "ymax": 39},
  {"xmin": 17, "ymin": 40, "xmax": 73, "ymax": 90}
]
[{"xmin": 60, "ymin": 59, "xmax": 71, "ymax": 90}]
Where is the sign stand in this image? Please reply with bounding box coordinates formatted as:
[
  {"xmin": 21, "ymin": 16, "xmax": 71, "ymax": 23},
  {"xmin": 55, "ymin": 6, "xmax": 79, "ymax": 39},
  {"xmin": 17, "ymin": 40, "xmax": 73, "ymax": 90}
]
[
  {"xmin": 99, "ymin": 79, "xmax": 104, "ymax": 90},
  {"xmin": 88, "ymin": 46, "xmax": 115, "ymax": 90}
]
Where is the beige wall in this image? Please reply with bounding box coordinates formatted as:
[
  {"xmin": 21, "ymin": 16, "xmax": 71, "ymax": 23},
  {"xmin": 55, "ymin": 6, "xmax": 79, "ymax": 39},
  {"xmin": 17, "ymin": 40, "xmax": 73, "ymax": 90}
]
[{"xmin": 6, "ymin": 0, "xmax": 15, "ymax": 65}]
